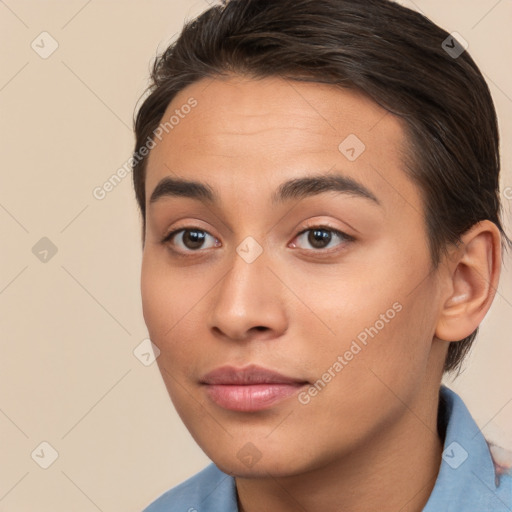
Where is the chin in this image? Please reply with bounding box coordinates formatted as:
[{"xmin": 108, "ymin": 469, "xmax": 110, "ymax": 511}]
[
  {"xmin": 204, "ymin": 443, "xmax": 315, "ymax": 480},
  {"xmin": 213, "ymin": 458, "xmax": 295, "ymax": 479}
]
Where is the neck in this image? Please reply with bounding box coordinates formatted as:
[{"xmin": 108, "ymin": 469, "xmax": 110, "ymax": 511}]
[{"xmin": 235, "ymin": 387, "xmax": 443, "ymax": 512}]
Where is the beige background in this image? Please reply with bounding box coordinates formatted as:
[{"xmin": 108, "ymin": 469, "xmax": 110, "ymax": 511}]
[{"xmin": 0, "ymin": 0, "xmax": 511, "ymax": 510}]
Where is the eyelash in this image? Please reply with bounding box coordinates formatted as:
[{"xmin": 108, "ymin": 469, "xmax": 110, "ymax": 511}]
[{"xmin": 161, "ymin": 223, "xmax": 355, "ymax": 256}]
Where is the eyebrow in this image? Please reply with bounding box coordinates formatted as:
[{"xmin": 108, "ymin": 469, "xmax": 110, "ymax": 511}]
[{"xmin": 149, "ymin": 172, "xmax": 381, "ymax": 207}]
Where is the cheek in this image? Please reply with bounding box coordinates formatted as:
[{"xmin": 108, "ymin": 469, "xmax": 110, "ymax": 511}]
[
  {"xmin": 140, "ymin": 253, "xmax": 166, "ymax": 336},
  {"xmin": 140, "ymin": 251, "xmax": 188, "ymax": 344},
  {"xmin": 306, "ymin": 258, "xmax": 436, "ymax": 390},
  {"xmin": 348, "ymin": 285, "xmax": 437, "ymax": 399},
  {"xmin": 140, "ymin": 251, "xmax": 207, "ymax": 365}
]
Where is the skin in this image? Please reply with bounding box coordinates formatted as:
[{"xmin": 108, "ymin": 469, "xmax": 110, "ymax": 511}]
[{"xmin": 140, "ymin": 75, "xmax": 501, "ymax": 512}]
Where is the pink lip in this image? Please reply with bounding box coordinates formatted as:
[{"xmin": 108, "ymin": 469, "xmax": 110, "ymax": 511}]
[{"xmin": 200, "ymin": 365, "xmax": 308, "ymax": 412}]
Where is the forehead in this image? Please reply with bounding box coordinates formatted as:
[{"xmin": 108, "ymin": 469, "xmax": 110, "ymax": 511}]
[{"xmin": 144, "ymin": 75, "xmax": 421, "ymax": 214}]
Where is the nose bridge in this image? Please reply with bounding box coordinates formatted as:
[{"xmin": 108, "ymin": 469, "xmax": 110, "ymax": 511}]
[{"xmin": 207, "ymin": 237, "xmax": 287, "ymax": 340}]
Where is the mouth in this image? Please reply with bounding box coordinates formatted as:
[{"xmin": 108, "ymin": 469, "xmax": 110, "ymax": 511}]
[{"xmin": 200, "ymin": 364, "xmax": 309, "ymax": 412}]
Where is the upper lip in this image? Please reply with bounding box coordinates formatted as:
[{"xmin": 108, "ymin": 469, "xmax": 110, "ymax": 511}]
[{"xmin": 200, "ymin": 365, "xmax": 308, "ymax": 385}]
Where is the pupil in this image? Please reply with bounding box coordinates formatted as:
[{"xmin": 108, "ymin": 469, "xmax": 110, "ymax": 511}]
[
  {"xmin": 309, "ymin": 229, "xmax": 331, "ymax": 249},
  {"xmin": 184, "ymin": 230, "xmax": 205, "ymax": 249}
]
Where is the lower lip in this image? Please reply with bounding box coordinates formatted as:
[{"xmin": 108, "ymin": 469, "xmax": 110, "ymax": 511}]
[{"xmin": 203, "ymin": 383, "xmax": 306, "ymax": 411}]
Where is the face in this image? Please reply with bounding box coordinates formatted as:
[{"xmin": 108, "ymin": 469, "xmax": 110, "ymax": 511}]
[{"xmin": 141, "ymin": 75, "xmax": 447, "ymax": 478}]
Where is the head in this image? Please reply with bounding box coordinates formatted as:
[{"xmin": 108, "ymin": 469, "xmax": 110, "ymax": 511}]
[{"xmin": 132, "ymin": 0, "xmax": 510, "ymax": 477}]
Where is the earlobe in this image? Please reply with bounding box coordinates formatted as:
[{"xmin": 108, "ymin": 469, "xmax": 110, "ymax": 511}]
[{"xmin": 435, "ymin": 221, "xmax": 501, "ymax": 342}]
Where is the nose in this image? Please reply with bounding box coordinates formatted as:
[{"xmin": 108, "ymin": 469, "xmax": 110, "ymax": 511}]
[{"xmin": 207, "ymin": 244, "xmax": 288, "ymax": 342}]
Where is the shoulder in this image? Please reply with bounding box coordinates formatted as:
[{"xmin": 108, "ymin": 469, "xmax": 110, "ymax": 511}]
[
  {"xmin": 142, "ymin": 463, "xmax": 238, "ymax": 512},
  {"xmin": 425, "ymin": 386, "xmax": 512, "ymax": 511},
  {"xmin": 436, "ymin": 386, "xmax": 512, "ymax": 512}
]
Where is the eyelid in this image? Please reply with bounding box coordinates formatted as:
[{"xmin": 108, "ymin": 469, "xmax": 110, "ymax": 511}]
[
  {"xmin": 161, "ymin": 225, "xmax": 219, "ymax": 246},
  {"xmin": 291, "ymin": 222, "xmax": 355, "ymax": 252},
  {"xmin": 296, "ymin": 220, "xmax": 354, "ymax": 238},
  {"xmin": 161, "ymin": 221, "xmax": 215, "ymax": 242}
]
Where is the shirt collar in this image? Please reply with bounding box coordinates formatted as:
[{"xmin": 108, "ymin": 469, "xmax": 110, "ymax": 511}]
[{"xmin": 423, "ymin": 385, "xmax": 510, "ymax": 511}]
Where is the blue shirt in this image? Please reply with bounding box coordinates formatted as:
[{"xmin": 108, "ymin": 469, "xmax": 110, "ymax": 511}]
[{"xmin": 143, "ymin": 386, "xmax": 512, "ymax": 511}]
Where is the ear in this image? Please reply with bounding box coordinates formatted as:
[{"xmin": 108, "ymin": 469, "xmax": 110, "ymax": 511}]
[{"xmin": 435, "ymin": 220, "xmax": 502, "ymax": 342}]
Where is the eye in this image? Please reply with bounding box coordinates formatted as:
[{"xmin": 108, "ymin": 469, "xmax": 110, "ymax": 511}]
[
  {"xmin": 290, "ymin": 225, "xmax": 354, "ymax": 252},
  {"xmin": 162, "ymin": 227, "xmax": 220, "ymax": 253},
  {"xmin": 161, "ymin": 224, "xmax": 354, "ymax": 255}
]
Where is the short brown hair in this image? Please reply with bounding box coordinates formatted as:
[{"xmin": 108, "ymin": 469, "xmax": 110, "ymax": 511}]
[{"xmin": 132, "ymin": 0, "xmax": 511, "ymax": 373}]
